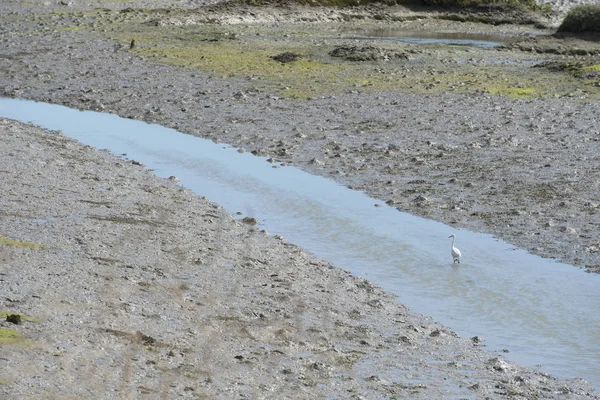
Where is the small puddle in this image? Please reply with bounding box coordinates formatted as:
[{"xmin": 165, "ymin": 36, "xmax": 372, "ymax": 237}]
[
  {"xmin": 340, "ymin": 28, "xmax": 511, "ymax": 48},
  {"xmin": 1, "ymin": 98, "xmax": 600, "ymax": 390}
]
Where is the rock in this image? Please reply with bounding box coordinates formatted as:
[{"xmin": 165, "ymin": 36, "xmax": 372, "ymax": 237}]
[
  {"xmin": 270, "ymin": 52, "xmax": 301, "ymax": 63},
  {"xmin": 135, "ymin": 331, "xmax": 156, "ymax": 345},
  {"xmin": 241, "ymin": 217, "xmax": 258, "ymax": 225},
  {"xmin": 6, "ymin": 314, "xmax": 22, "ymax": 325},
  {"xmin": 471, "ymin": 336, "xmax": 484, "ymax": 344},
  {"xmin": 367, "ymin": 299, "xmax": 383, "ymax": 308},
  {"xmin": 487, "ymin": 357, "xmax": 514, "ymax": 373},
  {"xmin": 413, "ymin": 195, "xmax": 430, "ymax": 206},
  {"xmin": 429, "ymin": 329, "xmax": 443, "ymax": 337},
  {"xmin": 399, "ymin": 335, "xmax": 411, "ymax": 344},
  {"xmin": 329, "ymin": 45, "xmax": 408, "ymax": 62},
  {"xmin": 559, "ymin": 226, "xmax": 577, "ymax": 234}
]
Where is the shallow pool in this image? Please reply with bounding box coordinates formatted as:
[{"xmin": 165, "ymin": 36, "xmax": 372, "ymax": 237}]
[{"xmin": 339, "ymin": 27, "xmax": 511, "ymax": 48}]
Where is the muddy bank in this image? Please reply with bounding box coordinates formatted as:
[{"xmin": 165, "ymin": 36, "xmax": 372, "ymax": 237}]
[{"xmin": 1, "ymin": 117, "xmax": 598, "ymax": 398}]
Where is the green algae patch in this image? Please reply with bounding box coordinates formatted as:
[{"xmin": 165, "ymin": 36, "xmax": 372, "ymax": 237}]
[
  {"xmin": 534, "ymin": 60, "xmax": 600, "ymax": 90},
  {"xmin": 538, "ymin": 60, "xmax": 600, "ymax": 74},
  {"xmin": 581, "ymin": 64, "xmax": 600, "ymax": 72},
  {"xmin": 486, "ymin": 86, "xmax": 536, "ymax": 97},
  {"xmin": 0, "ymin": 328, "xmax": 25, "ymax": 345},
  {"xmin": 139, "ymin": 43, "xmax": 340, "ymax": 79},
  {"xmin": 125, "ymin": 29, "xmax": 359, "ymax": 98},
  {"xmin": 111, "ymin": 24, "xmax": 410, "ymax": 98},
  {"xmin": 53, "ymin": 8, "xmax": 598, "ymax": 101},
  {"xmin": 0, "ymin": 234, "xmax": 44, "ymax": 250}
]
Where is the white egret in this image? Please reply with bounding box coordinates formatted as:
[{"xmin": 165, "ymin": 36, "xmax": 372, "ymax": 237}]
[{"xmin": 448, "ymin": 234, "xmax": 461, "ymax": 264}]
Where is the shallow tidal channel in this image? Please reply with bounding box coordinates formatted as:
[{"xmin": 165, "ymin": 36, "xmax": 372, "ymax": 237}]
[{"xmin": 2, "ymin": 98, "xmax": 600, "ymax": 389}]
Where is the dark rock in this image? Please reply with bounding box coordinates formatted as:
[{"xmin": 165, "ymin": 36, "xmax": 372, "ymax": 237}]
[
  {"xmin": 241, "ymin": 217, "xmax": 258, "ymax": 225},
  {"xmin": 6, "ymin": 314, "xmax": 22, "ymax": 325},
  {"xmin": 271, "ymin": 52, "xmax": 301, "ymax": 64},
  {"xmin": 330, "ymin": 45, "xmax": 408, "ymax": 62}
]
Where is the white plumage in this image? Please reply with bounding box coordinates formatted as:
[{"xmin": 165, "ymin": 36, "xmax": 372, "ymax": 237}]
[{"xmin": 449, "ymin": 234, "xmax": 461, "ymax": 263}]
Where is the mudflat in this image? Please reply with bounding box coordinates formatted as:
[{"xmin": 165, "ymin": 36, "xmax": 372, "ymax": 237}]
[{"xmin": 1, "ymin": 0, "xmax": 600, "ymax": 398}]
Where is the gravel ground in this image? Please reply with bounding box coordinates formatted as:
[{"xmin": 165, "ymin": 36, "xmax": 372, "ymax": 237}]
[{"xmin": 1, "ymin": 0, "xmax": 600, "ymax": 398}]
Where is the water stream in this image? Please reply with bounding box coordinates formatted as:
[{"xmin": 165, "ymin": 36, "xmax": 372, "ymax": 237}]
[
  {"xmin": 1, "ymin": 98, "xmax": 599, "ymax": 389},
  {"xmin": 339, "ymin": 27, "xmax": 512, "ymax": 48}
]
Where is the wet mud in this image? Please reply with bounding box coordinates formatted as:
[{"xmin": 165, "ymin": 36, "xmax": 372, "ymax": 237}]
[{"xmin": 1, "ymin": 0, "xmax": 600, "ymax": 397}]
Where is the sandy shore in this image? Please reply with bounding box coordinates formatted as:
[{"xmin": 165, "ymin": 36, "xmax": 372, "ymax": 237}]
[{"xmin": 1, "ymin": 0, "xmax": 600, "ymax": 398}]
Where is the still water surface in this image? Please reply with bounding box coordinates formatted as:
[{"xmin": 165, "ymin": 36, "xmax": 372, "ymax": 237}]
[
  {"xmin": 339, "ymin": 27, "xmax": 511, "ymax": 47},
  {"xmin": 1, "ymin": 98, "xmax": 599, "ymax": 389}
]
